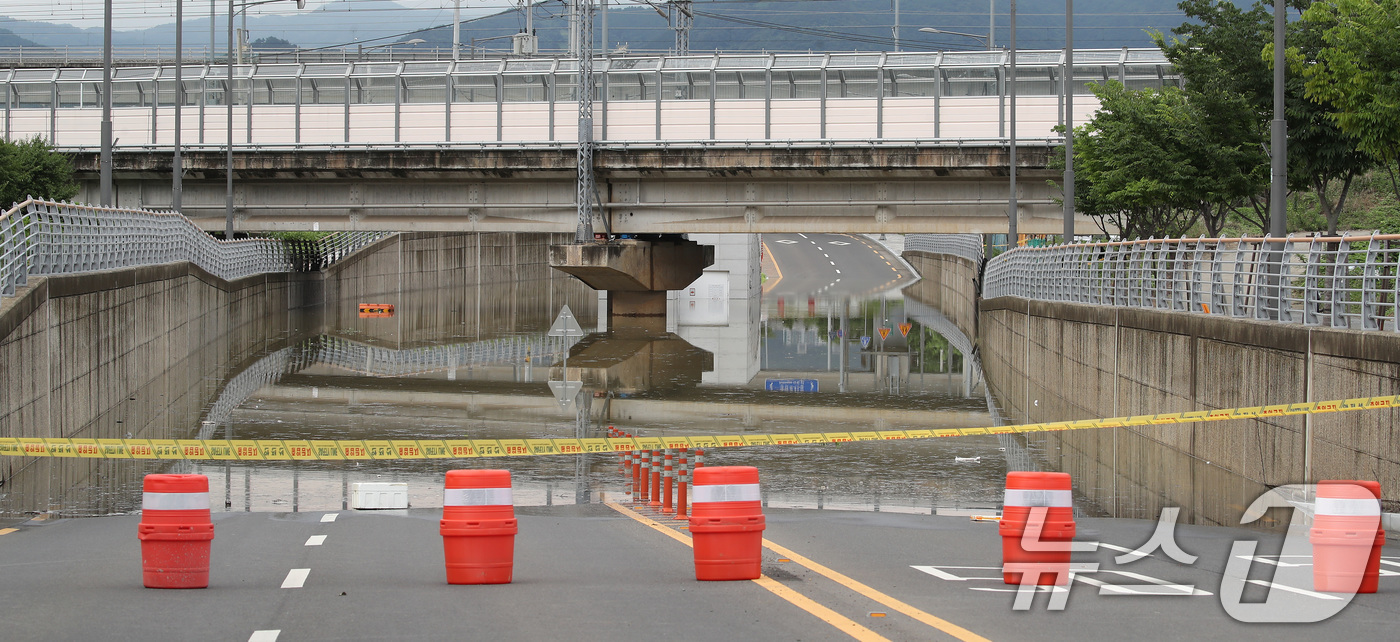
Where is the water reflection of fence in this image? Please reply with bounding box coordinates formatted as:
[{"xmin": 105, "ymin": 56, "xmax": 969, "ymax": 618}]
[
  {"xmin": 985, "ymin": 234, "xmax": 1400, "ymax": 331},
  {"xmin": 314, "ymin": 334, "xmax": 582, "ymax": 377},
  {"xmin": 195, "ymin": 333, "xmax": 588, "ymax": 435}
]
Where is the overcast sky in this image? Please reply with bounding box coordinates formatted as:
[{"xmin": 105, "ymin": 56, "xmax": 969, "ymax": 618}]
[{"xmin": 0, "ymin": 0, "xmax": 528, "ymax": 31}]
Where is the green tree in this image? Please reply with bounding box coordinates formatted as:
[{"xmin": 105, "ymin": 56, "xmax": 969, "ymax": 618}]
[
  {"xmin": 1056, "ymin": 82, "xmax": 1246, "ymax": 239},
  {"xmin": 250, "ymin": 36, "xmax": 296, "ymax": 51},
  {"xmin": 1266, "ymin": 2, "xmax": 1375, "ymax": 234},
  {"xmin": 0, "ymin": 136, "xmax": 80, "ymax": 209},
  {"xmin": 1155, "ymin": 0, "xmax": 1275, "ymax": 233},
  {"xmin": 1301, "ymin": 0, "xmax": 1400, "ymax": 204}
]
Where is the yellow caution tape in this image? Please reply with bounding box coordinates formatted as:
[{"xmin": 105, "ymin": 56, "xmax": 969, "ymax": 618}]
[{"xmin": 3, "ymin": 394, "xmax": 1397, "ymax": 461}]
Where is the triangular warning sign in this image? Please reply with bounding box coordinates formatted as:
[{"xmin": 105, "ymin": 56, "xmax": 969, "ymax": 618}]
[
  {"xmin": 878, "ymin": 327, "xmax": 891, "ymax": 340},
  {"xmin": 547, "ymin": 380, "xmax": 582, "ymax": 408},
  {"xmin": 898, "ymin": 322, "xmax": 913, "ymax": 337},
  {"xmin": 548, "ymin": 304, "xmax": 584, "ymax": 338}
]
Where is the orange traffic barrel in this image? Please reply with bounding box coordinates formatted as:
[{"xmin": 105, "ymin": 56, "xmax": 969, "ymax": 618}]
[
  {"xmin": 440, "ymin": 469, "xmax": 517, "ymax": 585},
  {"xmin": 999, "ymin": 471, "xmax": 1075, "ymax": 586},
  {"xmin": 138, "ymin": 474, "xmax": 215, "ymax": 589},
  {"xmin": 1312, "ymin": 480, "xmax": 1383, "ymax": 594},
  {"xmin": 688, "ymin": 466, "xmax": 765, "ymax": 581}
]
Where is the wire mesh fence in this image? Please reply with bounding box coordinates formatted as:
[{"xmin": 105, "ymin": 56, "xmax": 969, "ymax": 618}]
[
  {"xmin": 0, "ymin": 199, "xmax": 388, "ymax": 298},
  {"xmin": 984, "ymin": 234, "xmax": 1400, "ymax": 331}
]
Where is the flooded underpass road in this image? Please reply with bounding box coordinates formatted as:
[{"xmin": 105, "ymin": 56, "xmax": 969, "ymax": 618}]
[
  {"xmin": 7, "ymin": 233, "xmax": 1400, "ymax": 641},
  {"xmin": 186, "ymin": 230, "xmax": 1003, "ymax": 516}
]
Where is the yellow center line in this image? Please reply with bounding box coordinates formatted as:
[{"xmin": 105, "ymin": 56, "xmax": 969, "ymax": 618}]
[
  {"xmin": 605, "ymin": 502, "xmax": 888, "ymax": 642},
  {"xmin": 0, "ymin": 528, "xmax": 17, "ymax": 536},
  {"xmin": 761, "ymin": 539, "xmax": 992, "ymax": 642},
  {"xmin": 761, "ymin": 241, "xmax": 785, "ymax": 293}
]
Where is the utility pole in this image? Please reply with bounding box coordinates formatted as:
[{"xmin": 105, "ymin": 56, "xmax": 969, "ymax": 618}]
[
  {"xmin": 1062, "ymin": 0, "xmax": 1074, "ymax": 242},
  {"xmin": 174, "ymin": 0, "xmax": 183, "ymax": 212},
  {"xmin": 1269, "ymin": 0, "xmax": 1286, "ymax": 239},
  {"xmin": 575, "ymin": 0, "xmax": 595, "ymax": 242},
  {"xmin": 452, "ymin": 0, "xmax": 460, "ymax": 61},
  {"xmin": 100, "ymin": 0, "xmax": 112, "ymax": 206},
  {"xmin": 1008, "ymin": 1, "xmax": 1016, "ymax": 244},
  {"xmin": 673, "ymin": 0, "xmax": 692, "ymax": 55},
  {"xmin": 226, "ymin": 0, "xmax": 235, "ymax": 237},
  {"xmin": 892, "ymin": 0, "xmax": 900, "ymax": 52}
]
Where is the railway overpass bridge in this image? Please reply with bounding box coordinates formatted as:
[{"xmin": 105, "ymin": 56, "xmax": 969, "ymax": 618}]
[{"xmin": 2, "ymin": 48, "xmax": 1177, "ymax": 235}]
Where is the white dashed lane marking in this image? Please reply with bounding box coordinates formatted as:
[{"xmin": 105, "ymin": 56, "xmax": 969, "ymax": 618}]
[
  {"xmin": 249, "ymin": 631, "xmax": 281, "ymax": 642},
  {"xmin": 320, "ymin": 513, "xmax": 338, "ymax": 523},
  {"xmin": 281, "ymin": 568, "xmax": 311, "ymax": 589},
  {"xmin": 305, "ymin": 535, "xmax": 327, "ymax": 546}
]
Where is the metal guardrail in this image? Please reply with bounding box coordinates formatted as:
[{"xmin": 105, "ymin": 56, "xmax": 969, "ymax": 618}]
[
  {"xmin": 0, "ymin": 199, "xmax": 390, "ymax": 298},
  {"xmin": 984, "ymin": 234, "xmax": 1400, "ymax": 331},
  {"xmin": 48, "ymin": 137, "xmax": 1064, "ymax": 155},
  {"xmin": 903, "ymin": 234, "xmax": 985, "ymax": 267}
]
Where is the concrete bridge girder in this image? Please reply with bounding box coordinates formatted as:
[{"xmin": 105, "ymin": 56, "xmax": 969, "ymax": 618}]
[{"xmin": 72, "ymin": 146, "xmax": 1098, "ymax": 234}]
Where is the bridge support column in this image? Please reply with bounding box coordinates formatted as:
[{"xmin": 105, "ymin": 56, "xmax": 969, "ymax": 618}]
[{"xmin": 550, "ymin": 238, "xmax": 714, "ymax": 332}]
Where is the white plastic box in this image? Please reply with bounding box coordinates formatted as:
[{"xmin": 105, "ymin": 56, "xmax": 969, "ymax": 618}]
[{"xmin": 350, "ymin": 482, "xmax": 409, "ymax": 509}]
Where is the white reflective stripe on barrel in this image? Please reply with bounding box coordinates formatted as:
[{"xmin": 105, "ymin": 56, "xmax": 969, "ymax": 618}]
[
  {"xmin": 443, "ymin": 487, "xmax": 513, "ymax": 506},
  {"xmin": 1316, "ymin": 497, "xmax": 1381, "ymax": 517},
  {"xmin": 691, "ymin": 483, "xmax": 761, "ymax": 503},
  {"xmin": 142, "ymin": 492, "xmax": 211, "ymax": 511},
  {"xmin": 1003, "ymin": 489, "xmax": 1072, "ymax": 508}
]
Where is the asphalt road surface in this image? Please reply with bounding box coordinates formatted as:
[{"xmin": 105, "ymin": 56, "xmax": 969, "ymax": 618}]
[
  {"xmin": 763, "ymin": 234, "xmax": 914, "ymax": 298},
  {"xmin": 3, "ymin": 499, "xmax": 1397, "ymax": 641}
]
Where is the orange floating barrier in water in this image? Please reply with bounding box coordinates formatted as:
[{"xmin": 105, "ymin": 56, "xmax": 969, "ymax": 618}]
[
  {"xmin": 689, "ymin": 466, "xmax": 765, "ymax": 581},
  {"xmin": 440, "ymin": 469, "xmax": 517, "ymax": 585},
  {"xmin": 139, "ymin": 474, "xmax": 215, "ymax": 589},
  {"xmin": 1312, "ymin": 480, "xmax": 1383, "ymax": 594},
  {"xmin": 358, "ymin": 303, "xmax": 395, "ymax": 318},
  {"xmin": 999, "ymin": 471, "xmax": 1075, "ymax": 586}
]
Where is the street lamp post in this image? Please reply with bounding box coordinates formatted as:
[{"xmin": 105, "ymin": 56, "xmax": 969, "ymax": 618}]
[
  {"xmin": 1008, "ymin": 1, "xmax": 1016, "ymax": 244},
  {"xmin": 174, "ymin": 0, "xmax": 183, "ymax": 212},
  {"xmin": 225, "ymin": 0, "xmax": 304, "ymax": 238},
  {"xmin": 358, "ymin": 39, "xmax": 426, "ymax": 59},
  {"xmin": 917, "ymin": 27, "xmax": 989, "ymax": 50}
]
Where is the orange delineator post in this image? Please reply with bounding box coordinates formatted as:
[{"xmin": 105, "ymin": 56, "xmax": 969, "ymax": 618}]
[
  {"xmin": 676, "ymin": 450, "xmax": 689, "ymax": 519},
  {"xmin": 639, "ymin": 450, "xmax": 651, "ymax": 500},
  {"xmin": 649, "ymin": 451, "xmax": 663, "ymax": 507},
  {"xmin": 138, "ymin": 474, "xmax": 215, "ymax": 589},
  {"xmin": 662, "ymin": 450, "xmax": 675, "ymax": 514},
  {"xmin": 695, "ymin": 449, "xmax": 705, "ymax": 468},
  {"xmin": 624, "ymin": 451, "xmax": 636, "ymax": 495}
]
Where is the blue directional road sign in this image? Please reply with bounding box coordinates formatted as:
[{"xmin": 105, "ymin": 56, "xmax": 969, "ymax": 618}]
[
  {"xmin": 764, "ymin": 378, "xmax": 819, "ymax": 393},
  {"xmin": 860, "ymin": 336, "xmax": 872, "ymax": 349}
]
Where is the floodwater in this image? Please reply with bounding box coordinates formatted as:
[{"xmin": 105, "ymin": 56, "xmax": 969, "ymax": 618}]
[{"xmin": 4, "ymin": 234, "xmax": 1025, "ymax": 521}]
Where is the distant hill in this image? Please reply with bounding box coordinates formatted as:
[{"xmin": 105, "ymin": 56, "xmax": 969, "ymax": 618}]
[
  {"xmin": 0, "ymin": 27, "xmax": 43, "ymax": 48},
  {"xmin": 418, "ymin": 0, "xmax": 1193, "ymax": 55},
  {"xmin": 0, "ymin": 0, "xmax": 478, "ymax": 50},
  {"xmin": 0, "ymin": 0, "xmax": 1202, "ymax": 56}
]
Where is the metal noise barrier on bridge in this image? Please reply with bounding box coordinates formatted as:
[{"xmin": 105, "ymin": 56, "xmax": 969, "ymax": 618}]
[{"xmin": 5, "ymin": 395, "xmax": 1398, "ymax": 461}]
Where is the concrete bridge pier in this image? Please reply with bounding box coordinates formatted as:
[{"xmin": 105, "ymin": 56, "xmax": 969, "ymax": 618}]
[{"xmin": 549, "ymin": 238, "xmax": 714, "ymax": 333}]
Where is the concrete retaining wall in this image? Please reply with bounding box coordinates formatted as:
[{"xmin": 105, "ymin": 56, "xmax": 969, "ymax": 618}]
[
  {"xmin": 903, "ymin": 248, "xmax": 1400, "ymax": 526},
  {"xmin": 0, "ymin": 265, "xmax": 314, "ymax": 517},
  {"xmin": 979, "ymin": 297, "xmax": 1400, "ymax": 526},
  {"xmin": 322, "ymin": 232, "xmax": 599, "ymax": 347}
]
